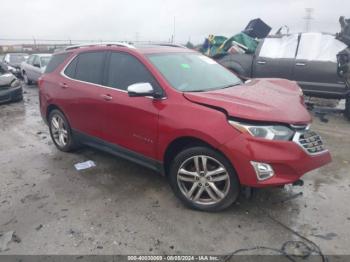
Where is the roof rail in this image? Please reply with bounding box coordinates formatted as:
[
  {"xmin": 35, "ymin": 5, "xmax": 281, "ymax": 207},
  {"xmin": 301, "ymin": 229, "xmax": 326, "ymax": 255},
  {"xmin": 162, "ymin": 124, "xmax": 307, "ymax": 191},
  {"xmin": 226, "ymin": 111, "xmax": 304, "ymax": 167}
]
[
  {"xmin": 151, "ymin": 43, "xmax": 187, "ymax": 48},
  {"xmin": 64, "ymin": 42, "xmax": 135, "ymax": 51}
]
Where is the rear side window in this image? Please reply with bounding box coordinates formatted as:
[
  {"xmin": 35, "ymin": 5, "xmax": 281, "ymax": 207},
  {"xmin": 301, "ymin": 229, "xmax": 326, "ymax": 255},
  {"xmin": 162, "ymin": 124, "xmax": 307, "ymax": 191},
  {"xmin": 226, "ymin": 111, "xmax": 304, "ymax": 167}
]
[
  {"xmin": 74, "ymin": 52, "xmax": 106, "ymax": 84},
  {"xmin": 106, "ymin": 52, "xmax": 158, "ymax": 90},
  {"xmin": 45, "ymin": 53, "xmax": 70, "ymax": 73}
]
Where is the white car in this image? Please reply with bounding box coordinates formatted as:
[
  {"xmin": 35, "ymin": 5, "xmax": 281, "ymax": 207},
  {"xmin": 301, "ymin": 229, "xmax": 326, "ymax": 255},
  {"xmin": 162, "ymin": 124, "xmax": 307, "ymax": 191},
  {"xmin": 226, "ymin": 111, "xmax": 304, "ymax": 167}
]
[{"xmin": 21, "ymin": 54, "xmax": 52, "ymax": 84}]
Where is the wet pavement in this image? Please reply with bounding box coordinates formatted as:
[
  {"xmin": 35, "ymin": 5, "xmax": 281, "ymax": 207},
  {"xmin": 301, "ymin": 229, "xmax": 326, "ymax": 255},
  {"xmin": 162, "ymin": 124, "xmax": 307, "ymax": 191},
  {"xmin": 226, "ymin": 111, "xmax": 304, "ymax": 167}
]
[{"xmin": 0, "ymin": 84, "xmax": 350, "ymax": 256}]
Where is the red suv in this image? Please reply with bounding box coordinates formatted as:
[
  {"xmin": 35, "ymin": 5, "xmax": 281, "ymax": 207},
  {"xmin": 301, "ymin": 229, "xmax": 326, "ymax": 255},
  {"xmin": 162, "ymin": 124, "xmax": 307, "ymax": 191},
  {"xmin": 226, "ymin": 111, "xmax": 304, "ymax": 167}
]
[{"xmin": 39, "ymin": 43, "xmax": 331, "ymax": 211}]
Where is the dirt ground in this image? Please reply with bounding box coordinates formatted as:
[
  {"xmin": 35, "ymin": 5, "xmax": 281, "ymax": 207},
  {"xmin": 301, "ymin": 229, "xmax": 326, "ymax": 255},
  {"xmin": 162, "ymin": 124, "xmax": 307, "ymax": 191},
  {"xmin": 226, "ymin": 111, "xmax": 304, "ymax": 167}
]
[{"xmin": 0, "ymin": 84, "xmax": 350, "ymax": 257}]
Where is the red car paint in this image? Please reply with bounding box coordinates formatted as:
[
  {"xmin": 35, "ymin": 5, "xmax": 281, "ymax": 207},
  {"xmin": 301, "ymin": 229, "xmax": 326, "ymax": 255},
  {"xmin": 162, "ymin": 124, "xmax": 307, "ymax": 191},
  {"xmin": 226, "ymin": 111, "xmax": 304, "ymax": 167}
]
[{"xmin": 39, "ymin": 45, "xmax": 331, "ymax": 188}]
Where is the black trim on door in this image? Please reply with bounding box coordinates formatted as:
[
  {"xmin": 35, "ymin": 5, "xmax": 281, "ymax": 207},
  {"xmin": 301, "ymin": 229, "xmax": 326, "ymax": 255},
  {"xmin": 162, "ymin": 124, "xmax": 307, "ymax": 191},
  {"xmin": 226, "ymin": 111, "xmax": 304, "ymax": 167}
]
[{"xmin": 73, "ymin": 129, "xmax": 164, "ymax": 174}]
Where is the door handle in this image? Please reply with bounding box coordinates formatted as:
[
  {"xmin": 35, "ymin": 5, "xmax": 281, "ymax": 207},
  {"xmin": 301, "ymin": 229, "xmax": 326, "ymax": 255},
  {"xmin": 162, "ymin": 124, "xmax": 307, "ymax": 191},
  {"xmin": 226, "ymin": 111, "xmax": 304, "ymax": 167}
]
[
  {"xmin": 59, "ymin": 82, "xmax": 68, "ymax": 89},
  {"xmin": 101, "ymin": 94, "xmax": 113, "ymax": 101},
  {"xmin": 257, "ymin": 61, "xmax": 266, "ymax": 65},
  {"xmin": 296, "ymin": 62, "xmax": 306, "ymax": 66}
]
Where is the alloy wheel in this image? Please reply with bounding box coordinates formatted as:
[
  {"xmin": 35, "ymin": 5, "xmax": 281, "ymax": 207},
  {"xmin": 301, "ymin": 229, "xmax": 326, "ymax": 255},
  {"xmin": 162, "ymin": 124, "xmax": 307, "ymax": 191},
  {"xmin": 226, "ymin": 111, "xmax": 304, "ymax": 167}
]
[
  {"xmin": 177, "ymin": 155, "xmax": 230, "ymax": 205},
  {"xmin": 50, "ymin": 114, "xmax": 68, "ymax": 147}
]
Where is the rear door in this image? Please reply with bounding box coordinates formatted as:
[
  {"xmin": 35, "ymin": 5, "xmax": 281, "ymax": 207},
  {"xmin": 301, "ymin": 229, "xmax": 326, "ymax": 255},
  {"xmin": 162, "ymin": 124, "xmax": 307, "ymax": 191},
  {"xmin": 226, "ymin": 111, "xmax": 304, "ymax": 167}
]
[
  {"xmin": 293, "ymin": 33, "xmax": 347, "ymax": 96},
  {"xmin": 61, "ymin": 51, "xmax": 107, "ymax": 139},
  {"xmin": 253, "ymin": 34, "xmax": 299, "ymax": 80},
  {"xmin": 100, "ymin": 51, "xmax": 161, "ymax": 159}
]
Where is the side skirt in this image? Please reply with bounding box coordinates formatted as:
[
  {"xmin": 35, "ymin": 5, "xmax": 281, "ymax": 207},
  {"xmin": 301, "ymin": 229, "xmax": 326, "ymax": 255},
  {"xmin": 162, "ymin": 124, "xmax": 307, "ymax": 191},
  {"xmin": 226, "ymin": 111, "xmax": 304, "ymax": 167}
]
[{"xmin": 73, "ymin": 130, "xmax": 164, "ymax": 174}]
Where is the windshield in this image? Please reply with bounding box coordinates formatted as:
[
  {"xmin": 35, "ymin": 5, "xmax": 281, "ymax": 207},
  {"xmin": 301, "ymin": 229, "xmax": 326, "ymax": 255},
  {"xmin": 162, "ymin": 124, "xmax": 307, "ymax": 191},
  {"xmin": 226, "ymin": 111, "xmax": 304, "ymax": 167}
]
[
  {"xmin": 147, "ymin": 53, "xmax": 242, "ymax": 92},
  {"xmin": 40, "ymin": 56, "xmax": 51, "ymax": 67},
  {"xmin": 9, "ymin": 54, "xmax": 27, "ymax": 63}
]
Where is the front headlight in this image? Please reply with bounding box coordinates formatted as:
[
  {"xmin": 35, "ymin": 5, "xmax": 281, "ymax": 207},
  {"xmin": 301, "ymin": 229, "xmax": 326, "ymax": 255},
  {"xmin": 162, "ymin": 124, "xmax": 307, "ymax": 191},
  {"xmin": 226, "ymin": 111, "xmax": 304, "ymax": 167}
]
[{"xmin": 228, "ymin": 120, "xmax": 294, "ymax": 141}]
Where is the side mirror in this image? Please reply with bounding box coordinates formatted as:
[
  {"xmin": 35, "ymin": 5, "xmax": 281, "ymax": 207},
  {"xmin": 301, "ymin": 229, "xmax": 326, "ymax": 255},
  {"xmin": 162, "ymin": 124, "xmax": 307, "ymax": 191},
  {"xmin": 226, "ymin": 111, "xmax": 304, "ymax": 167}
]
[{"xmin": 127, "ymin": 83, "xmax": 155, "ymax": 97}]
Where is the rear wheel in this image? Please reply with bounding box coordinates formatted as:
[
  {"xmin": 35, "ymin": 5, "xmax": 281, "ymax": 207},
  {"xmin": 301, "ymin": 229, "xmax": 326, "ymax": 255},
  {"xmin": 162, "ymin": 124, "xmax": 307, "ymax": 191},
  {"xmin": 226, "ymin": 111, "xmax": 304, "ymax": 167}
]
[
  {"xmin": 48, "ymin": 109, "xmax": 79, "ymax": 152},
  {"xmin": 169, "ymin": 146, "xmax": 240, "ymax": 212},
  {"xmin": 345, "ymin": 97, "xmax": 350, "ymax": 120}
]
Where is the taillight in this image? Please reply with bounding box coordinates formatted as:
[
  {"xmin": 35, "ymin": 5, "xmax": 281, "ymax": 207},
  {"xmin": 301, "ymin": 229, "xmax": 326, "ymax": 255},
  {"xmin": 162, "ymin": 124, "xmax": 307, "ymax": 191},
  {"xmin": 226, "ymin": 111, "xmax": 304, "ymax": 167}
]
[{"xmin": 38, "ymin": 77, "xmax": 43, "ymax": 88}]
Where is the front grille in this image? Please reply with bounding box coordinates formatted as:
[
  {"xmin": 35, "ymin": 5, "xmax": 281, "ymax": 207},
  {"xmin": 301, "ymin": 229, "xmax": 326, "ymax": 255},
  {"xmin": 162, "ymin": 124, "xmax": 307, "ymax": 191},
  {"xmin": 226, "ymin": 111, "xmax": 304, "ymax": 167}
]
[{"xmin": 297, "ymin": 130, "xmax": 326, "ymax": 154}]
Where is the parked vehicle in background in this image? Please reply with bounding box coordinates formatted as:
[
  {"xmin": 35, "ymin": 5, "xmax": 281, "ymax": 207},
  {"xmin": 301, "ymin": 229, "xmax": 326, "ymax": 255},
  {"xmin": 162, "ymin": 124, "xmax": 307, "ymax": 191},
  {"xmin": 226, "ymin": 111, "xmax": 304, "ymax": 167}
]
[
  {"xmin": 217, "ymin": 33, "xmax": 350, "ymax": 118},
  {"xmin": 0, "ymin": 72, "xmax": 23, "ymax": 104},
  {"xmin": 0, "ymin": 53, "xmax": 28, "ymax": 78},
  {"xmin": 39, "ymin": 43, "xmax": 331, "ymax": 211},
  {"xmin": 21, "ymin": 54, "xmax": 52, "ymax": 84}
]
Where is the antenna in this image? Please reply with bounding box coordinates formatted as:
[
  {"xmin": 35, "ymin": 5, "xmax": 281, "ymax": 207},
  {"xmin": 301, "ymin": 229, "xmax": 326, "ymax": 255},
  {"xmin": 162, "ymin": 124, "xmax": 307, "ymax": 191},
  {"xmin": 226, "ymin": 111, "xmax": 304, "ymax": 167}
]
[{"xmin": 303, "ymin": 8, "xmax": 314, "ymax": 32}]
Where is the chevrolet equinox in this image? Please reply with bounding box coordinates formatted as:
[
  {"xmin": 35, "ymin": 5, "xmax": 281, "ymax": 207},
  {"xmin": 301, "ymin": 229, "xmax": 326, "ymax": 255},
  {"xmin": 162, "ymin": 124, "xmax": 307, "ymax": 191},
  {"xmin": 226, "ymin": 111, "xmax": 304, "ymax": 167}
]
[{"xmin": 39, "ymin": 43, "xmax": 331, "ymax": 211}]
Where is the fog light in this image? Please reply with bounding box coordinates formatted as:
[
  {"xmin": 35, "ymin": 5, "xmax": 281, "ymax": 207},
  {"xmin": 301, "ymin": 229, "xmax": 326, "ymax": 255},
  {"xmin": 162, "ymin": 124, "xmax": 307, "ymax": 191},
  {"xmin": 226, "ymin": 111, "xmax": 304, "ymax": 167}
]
[{"xmin": 250, "ymin": 161, "xmax": 275, "ymax": 181}]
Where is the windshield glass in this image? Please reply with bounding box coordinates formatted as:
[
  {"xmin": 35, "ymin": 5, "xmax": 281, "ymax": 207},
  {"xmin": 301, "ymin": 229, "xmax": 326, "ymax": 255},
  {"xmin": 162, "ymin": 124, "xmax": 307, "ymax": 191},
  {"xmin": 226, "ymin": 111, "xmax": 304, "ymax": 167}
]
[
  {"xmin": 9, "ymin": 54, "xmax": 27, "ymax": 63},
  {"xmin": 147, "ymin": 53, "xmax": 242, "ymax": 92},
  {"xmin": 40, "ymin": 56, "xmax": 51, "ymax": 67}
]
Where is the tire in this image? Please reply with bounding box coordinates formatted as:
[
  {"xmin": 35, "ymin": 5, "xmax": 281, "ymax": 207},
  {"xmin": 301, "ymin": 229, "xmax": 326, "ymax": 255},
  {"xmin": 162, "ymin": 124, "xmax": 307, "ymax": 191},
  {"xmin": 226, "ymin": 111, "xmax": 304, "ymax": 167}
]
[
  {"xmin": 168, "ymin": 146, "xmax": 240, "ymax": 212},
  {"xmin": 48, "ymin": 109, "xmax": 79, "ymax": 152},
  {"xmin": 345, "ymin": 97, "xmax": 350, "ymax": 120},
  {"xmin": 23, "ymin": 72, "xmax": 32, "ymax": 85}
]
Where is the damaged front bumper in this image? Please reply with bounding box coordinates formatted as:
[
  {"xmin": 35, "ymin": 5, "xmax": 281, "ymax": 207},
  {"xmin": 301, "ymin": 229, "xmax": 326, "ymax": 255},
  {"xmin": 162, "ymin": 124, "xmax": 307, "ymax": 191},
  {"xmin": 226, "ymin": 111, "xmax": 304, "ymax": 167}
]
[{"xmin": 219, "ymin": 128, "xmax": 331, "ymax": 188}]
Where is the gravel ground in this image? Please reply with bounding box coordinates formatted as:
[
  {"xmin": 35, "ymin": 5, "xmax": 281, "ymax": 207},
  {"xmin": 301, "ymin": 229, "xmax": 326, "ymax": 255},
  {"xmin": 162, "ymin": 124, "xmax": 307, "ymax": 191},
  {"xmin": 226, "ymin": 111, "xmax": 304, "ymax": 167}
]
[{"xmin": 0, "ymin": 84, "xmax": 350, "ymax": 257}]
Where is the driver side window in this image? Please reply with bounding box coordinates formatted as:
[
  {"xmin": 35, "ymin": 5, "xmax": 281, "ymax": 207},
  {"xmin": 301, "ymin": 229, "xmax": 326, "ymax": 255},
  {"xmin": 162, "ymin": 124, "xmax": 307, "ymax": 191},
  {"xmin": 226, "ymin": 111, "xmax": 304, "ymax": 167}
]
[
  {"xmin": 27, "ymin": 55, "xmax": 35, "ymax": 65},
  {"xmin": 106, "ymin": 52, "xmax": 159, "ymax": 91},
  {"xmin": 259, "ymin": 35, "xmax": 298, "ymax": 59}
]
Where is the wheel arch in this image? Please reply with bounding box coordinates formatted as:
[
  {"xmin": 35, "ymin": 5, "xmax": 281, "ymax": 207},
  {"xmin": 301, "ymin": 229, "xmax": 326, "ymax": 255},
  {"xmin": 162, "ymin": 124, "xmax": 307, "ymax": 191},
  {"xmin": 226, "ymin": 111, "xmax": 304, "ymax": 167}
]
[
  {"xmin": 163, "ymin": 136, "xmax": 233, "ymax": 176},
  {"xmin": 46, "ymin": 104, "xmax": 66, "ymax": 122}
]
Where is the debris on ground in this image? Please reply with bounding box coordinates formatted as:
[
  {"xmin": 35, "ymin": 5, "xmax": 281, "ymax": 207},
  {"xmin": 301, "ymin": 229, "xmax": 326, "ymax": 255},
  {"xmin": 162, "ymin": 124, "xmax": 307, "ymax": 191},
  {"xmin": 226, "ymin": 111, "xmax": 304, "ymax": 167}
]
[
  {"xmin": 74, "ymin": 160, "xmax": 96, "ymax": 171},
  {"xmin": 312, "ymin": 232, "xmax": 338, "ymax": 241},
  {"xmin": 274, "ymin": 192, "xmax": 303, "ymax": 204},
  {"xmin": 35, "ymin": 224, "xmax": 43, "ymax": 231},
  {"xmin": 0, "ymin": 231, "xmax": 21, "ymax": 252},
  {"xmin": 0, "ymin": 231, "xmax": 14, "ymax": 252}
]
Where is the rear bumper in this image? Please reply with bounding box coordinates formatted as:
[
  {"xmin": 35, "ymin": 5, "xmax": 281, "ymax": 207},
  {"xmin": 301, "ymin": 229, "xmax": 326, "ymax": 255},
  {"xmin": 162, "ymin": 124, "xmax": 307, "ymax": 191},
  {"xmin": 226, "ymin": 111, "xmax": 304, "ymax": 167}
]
[
  {"xmin": 219, "ymin": 133, "xmax": 332, "ymax": 188},
  {"xmin": 0, "ymin": 85, "xmax": 23, "ymax": 104}
]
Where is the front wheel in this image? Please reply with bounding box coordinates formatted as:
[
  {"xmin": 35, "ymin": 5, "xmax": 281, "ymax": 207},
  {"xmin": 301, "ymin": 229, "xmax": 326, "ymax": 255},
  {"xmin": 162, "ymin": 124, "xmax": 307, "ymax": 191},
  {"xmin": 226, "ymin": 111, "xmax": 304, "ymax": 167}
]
[
  {"xmin": 169, "ymin": 147, "xmax": 240, "ymax": 212},
  {"xmin": 345, "ymin": 97, "xmax": 350, "ymax": 120}
]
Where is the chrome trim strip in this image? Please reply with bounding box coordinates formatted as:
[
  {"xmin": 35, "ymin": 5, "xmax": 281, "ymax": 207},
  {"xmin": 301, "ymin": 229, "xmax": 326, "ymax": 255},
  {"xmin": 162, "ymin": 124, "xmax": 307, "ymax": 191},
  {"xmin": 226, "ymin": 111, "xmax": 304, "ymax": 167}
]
[{"xmin": 292, "ymin": 130, "xmax": 328, "ymax": 156}]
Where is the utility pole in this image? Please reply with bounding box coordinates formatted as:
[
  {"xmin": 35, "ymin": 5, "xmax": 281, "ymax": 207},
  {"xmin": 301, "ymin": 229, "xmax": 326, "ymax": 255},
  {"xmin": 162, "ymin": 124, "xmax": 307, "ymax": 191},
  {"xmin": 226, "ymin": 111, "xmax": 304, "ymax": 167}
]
[
  {"xmin": 172, "ymin": 16, "xmax": 176, "ymax": 43},
  {"xmin": 303, "ymin": 8, "xmax": 314, "ymax": 32}
]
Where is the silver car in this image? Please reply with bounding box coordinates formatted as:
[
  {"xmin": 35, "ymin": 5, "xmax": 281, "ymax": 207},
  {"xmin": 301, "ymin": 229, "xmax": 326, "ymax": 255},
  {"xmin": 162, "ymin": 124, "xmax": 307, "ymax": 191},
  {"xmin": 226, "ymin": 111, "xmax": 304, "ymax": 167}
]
[{"xmin": 21, "ymin": 54, "xmax": 52, "ymax": 84}]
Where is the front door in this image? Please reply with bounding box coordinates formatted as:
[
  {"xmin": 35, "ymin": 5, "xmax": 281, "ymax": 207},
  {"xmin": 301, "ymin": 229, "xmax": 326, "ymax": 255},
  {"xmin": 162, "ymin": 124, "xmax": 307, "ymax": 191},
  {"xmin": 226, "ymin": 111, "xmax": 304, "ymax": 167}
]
[
  {"xmin": 100, "ymin": 51, "xmax": 161, "ymax": 159},
  {"xmin": 293, "ymin": 33, "xmax": 347, "ymax": 96},
  {"xmin": 253, "ymin": 35, "xmax": 299, "ymax": 80}
]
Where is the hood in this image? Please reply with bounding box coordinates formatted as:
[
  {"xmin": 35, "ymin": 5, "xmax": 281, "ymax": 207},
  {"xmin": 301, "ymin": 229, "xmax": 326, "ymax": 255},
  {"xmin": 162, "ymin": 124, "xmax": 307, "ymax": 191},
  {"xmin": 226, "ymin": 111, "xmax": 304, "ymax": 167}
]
[{"xmin": 183, "ymin": 79, "xmax": 311, "ymax": 125}]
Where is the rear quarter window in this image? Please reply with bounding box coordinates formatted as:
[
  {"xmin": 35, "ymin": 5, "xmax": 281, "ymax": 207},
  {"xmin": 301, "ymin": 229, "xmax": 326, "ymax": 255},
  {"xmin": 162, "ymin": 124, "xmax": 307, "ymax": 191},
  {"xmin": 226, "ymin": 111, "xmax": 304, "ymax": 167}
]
[
  {"xmin": 45, "ymin": 53, "xmax": 71, "ymax": 73},
  {"xmin": 64, "ymin": 56, "xmax": 78, "ymax": 78}
]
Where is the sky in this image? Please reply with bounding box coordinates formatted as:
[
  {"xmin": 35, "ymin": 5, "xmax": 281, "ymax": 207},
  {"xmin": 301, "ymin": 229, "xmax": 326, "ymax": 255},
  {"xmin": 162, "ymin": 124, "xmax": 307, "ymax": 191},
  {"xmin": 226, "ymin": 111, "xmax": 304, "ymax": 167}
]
[{"xmin": 0, "ymin": 0, "xmax": 349, "ymax": 45}]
